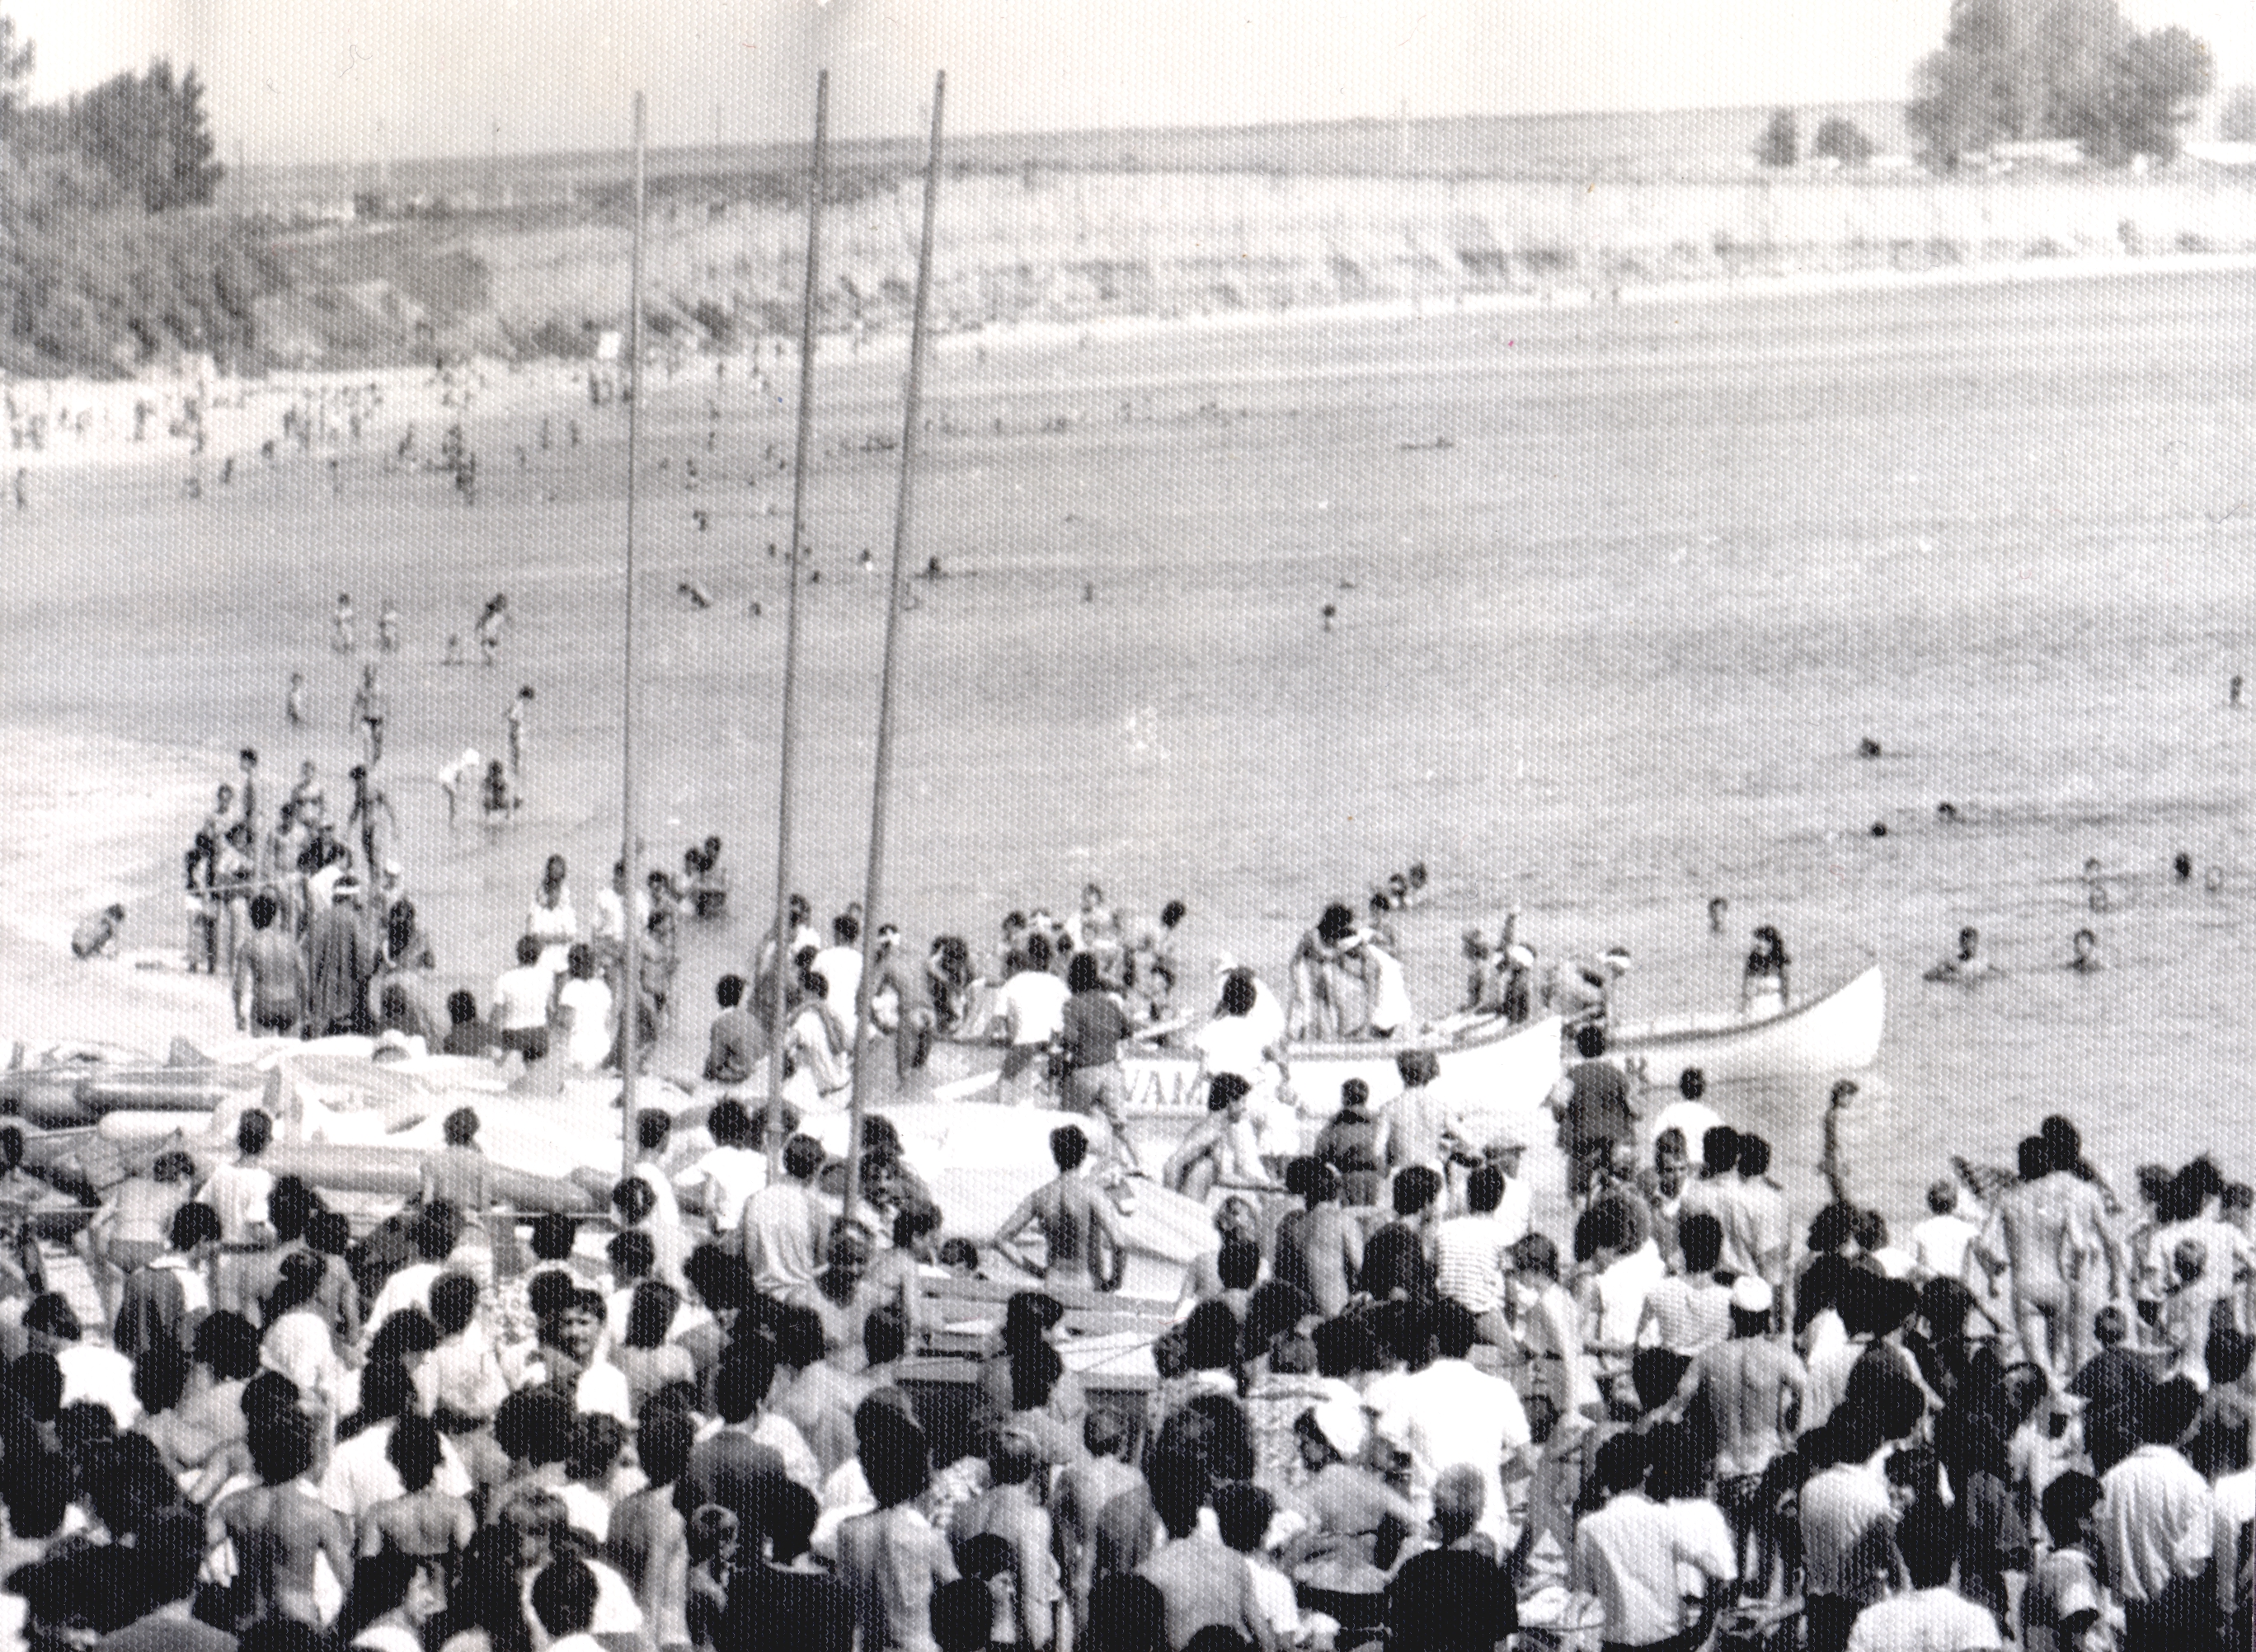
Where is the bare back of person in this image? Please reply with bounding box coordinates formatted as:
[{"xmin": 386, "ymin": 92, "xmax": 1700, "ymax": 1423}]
[
  {"xmin": 1140, "ymin": 1536, "xmax": 1267, "ymax": 1652},
  {"xmin": 240, "ymin": 930, "xmax": 306, "ymax": 1027},
  {"xmin": 217, "ymin": 1482, "xmax": 350, "ymax": 1627},
  {"xmin": 1698, "ymin": 1338, "xmax": 1802, "ymax": 1479},
  {"xmin": 1296, "ymin": 1207, "xmax": 1359, "ymax": 1318},
  {"xmin": 365, "ymin": 1485, "xmax": 473, "ymax": 1559}
]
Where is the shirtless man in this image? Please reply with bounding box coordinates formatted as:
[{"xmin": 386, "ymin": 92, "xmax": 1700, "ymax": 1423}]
[
  {"xmin": 1163, "ymin": 1073, "xmax": 1273, "ymax": 1202},
  {"xmin": 1273, "ymin": 1157, "xmax": 1363, "ymax": 1319},
  {"xmin": 350, "ymin": 664, "xmax": 389, "ymax": 765},
  {"xmin": 1973, "ymin": 1135, "xmax": 2118, "ymax": 1384},
  {"xmin": 1664, "ymin": 1277, "xmax": 1807, "ymax": 1592},
  {"xmin": 993, "ymin": 1125, "xmax": 1124, "ymax": 1293},
  {"xmin": 209, "ymin": 1404, "xmax": 355, "ymax": 1631},
  {"xmin": 233, "ymin": 892, "xmax": 307, "ymax": 1035}
]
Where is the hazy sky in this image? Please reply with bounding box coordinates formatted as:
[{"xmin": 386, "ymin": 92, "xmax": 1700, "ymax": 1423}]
[{"xmin": 16, "ymin": 0, "xmax": 2255, "ymax": 164}]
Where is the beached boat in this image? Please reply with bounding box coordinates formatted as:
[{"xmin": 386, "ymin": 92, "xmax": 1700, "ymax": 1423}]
[
  {"xmin": 924, "ymin": 1012, "xmax": 1565, "ymax": 1130},
  {"xmin": 1603, "ymin": 965, "xmax": 1885, "ymax": 1088}
]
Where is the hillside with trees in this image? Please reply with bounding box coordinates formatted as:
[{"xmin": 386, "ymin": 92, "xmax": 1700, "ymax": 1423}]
[{"xmin": 0, "ymin": 12, "xmax": 275, "ymax": 375}]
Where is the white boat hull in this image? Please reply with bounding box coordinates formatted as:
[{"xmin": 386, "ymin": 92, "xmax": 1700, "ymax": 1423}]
[{"xmin": 1605, "ymin": 966, "xmax": 1886, "ymax": 1088}]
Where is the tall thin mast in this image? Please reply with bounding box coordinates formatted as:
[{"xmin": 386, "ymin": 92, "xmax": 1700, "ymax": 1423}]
[
  {"xmin": 842, "ymin": 73, "xmax": 947, "ymax": 1223},
  {"xmin": 619, "ymin": 92, "xmax": 647, "ymax": 1187},
  {"xmin": 766, "ymin": 73, "xmax": 830, "ymax": 1147}
]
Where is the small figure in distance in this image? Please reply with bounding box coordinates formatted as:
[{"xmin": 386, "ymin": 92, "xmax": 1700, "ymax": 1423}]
[
  {"xmin": 72, "ymin": 903, "xmax": 126, "ymax": 960},
  {"xmin": 2082, "ymin": 857, "xmax": 2111, "ymax": 913},
  {"xmin": 1707, "ymin": 894, "xmax": 1729, "ymax": 933},
  {"xmin": 437, "ymin": 749, "xmax": 482, "ymax": 830},
  {"xmin": 1857, "ymin": 736, "xmax": 1882, "ymax": 758},
  {"xmin": 2231, "ymin": 673, "xmax": 2244, "ymax": 707},
  {"xmin": 285, "ymin": 670, "xmax": 307, "ymax": 729},
  {"xmin": 2172, "ymin": 851, "xmax": 2193, "ymax": 883},
  {"xmin": 378, "ymin": 598, "xmax": 401, "ymax": 653},
  {"xmin": 1925, "ymin": 926, "xmax": 2000, "ymax": 983},
  {"xmin": 679, "ymin": 581, "xmax": 712, "ymax": 609},
  {"xmin": 1403, "ymin": 861, "xmax": 1429, "ymax": 906},
  {"xmin": 443, "ymin": 634, "xmax": 464, "ymax": 667},
  {"xmin": 1935, "ymin": 801, "xmax": 1959, "ymax": 822},
  {"xmin": 2067, "ymin": 929, "xmax": 2102, "ymax": 973},
  {"xmin": 332, "ymin": 593, "xmax": 356, "ymax": 653},
  {"xmin": 1321, "ymin": 603, "xmax": 1337, "ymax": 631},
  {"xmin": 479, "ymin": 759, "xmax": 517, "ymax": 824},
  {"xmin": 475, "ymin": 593, "xmax": 510, "ymax": 665},
  {"xmin": 2203, "ymin": 866, "xmax": 2225, "ymax": 894}
]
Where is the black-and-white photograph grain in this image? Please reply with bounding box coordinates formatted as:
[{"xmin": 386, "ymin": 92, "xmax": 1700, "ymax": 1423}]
[{"xmin": 0, "ymin": 2, "xmax": 2249, "ymax": 1648}]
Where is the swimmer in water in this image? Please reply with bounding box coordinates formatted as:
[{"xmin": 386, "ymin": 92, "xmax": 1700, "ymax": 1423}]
[
  {"xmin": 1708, "ymin": 895, "xmax": 1729, "ymax": 934},
  {"xmin": 2231, "ymin": 673, "xmax": 2244, "ymax": 707},
  {"xmin": 2067, "ymin": 929, "xmax": 2101, "ymax": 972},
  {"xmin": 1925, "ymin": 926, "xmax": 1999, "ymax": 982},
  {"xmin": 2082, "ymin": 858, "xmax": 2110, "ymax": 912},
  {"xmin": 1935, "ymin": 801, "xmax": 1959, "ymax": 822},
  {"xmin": 2174, "ymin": 852, "xmax": 2193, "ymax": 882}
]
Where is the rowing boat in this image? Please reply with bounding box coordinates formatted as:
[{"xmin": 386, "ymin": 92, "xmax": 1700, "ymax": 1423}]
[{"xmin": 1604, "ymin": 965, "xmax": 1886, "ymax": 1088}]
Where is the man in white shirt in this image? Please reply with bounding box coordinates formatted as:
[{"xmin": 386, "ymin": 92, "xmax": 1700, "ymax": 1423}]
[
  {"xmin": 489, "ymin": 932, "xmax": 558, "ymax": 1061},
  {"xmin": 1573, "ymin": 1431, "xmax": 1736, "ymax": 1651},
  {"xmin": 27, "ymin": 1295, "xmax": 139, "ymax": 1427},
  {"xmin": 2098, "ymin": 1378, "xmax": 2216, "ymax": 1652},
  {"xmin": 1367, "ymin": 1298, "xmax": 1532, "ymax": 1551},
  {"xmin": 811, "ymin": 912, "xmax": 866, "ymax": 1026},
  {"xmin": 1845, "ymin": 1503, "xmax": 2003, "ymax": 1651},
  {"xmin": 199, "ymin": 1108, "xmax": 277, "ymax": 1248},
  {"xmin": 1911, "ymin": 1180, "xmax": 1982, "ymax": 1284},
  {"xmin": 520, "ymin": 1288, "xmax": 635, "ymax": 1424},
  {"xmin": 744, "ymin": 1134, "xmax": 829, "ymax": 1299},
  {"xmin": 362, "ymin": 1206, "xmax": 456, "ymax": 1348},
  {"xmin": 999, "ymin": 932, "xmax": 1070, "ymax": 1098},
  {"xmin": 677, "ymin": 1097, "xmax": 766, "ymax": 1239}
]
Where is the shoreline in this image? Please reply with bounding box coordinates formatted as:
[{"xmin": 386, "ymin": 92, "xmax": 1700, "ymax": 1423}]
[{"xmin": 6, "ymin": 246, "xmax": 2256, "ymax": 476}]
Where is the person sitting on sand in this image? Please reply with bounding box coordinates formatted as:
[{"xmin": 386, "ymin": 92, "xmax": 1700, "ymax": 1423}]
[
  {"xmin": 1164, "ymin": 1074, "xmax": 1274, "ymax": 1203},
  {"xmin": 70, "ymin": 903, "xmax": 125, "ymax": 960},
  {"xmin": 1926, "ymin": 925, "xmax": 2000, "ymax": 982}
]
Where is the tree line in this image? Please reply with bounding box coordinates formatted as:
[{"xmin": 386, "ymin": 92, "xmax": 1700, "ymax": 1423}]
[
  {"xmin": 1758, "ymin": 0, "xmax": 2214, "ymax": 172},
  {"xmin": 0, "ymin": 12, "xmax": 270, "ymax": 376}
]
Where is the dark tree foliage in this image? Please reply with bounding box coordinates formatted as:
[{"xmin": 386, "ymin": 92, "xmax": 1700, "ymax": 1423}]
[
  {"xmin": 63, "ymin": 59, "xmax": 223, "ymax": 212},
  {"xmin": 1907, "ymin": 0, "xmax": 2214, "ymax": 168},
  {"xmin": 1811, "ymin": 117, "xmax": 1876, "ymax": 167},
  {"xmin": 1756, "ymin": 107, "xmax": 1800, "ymax": 167},
  {"xmin": 0, "ymin": 16, "xmax": 270, "ymax": 374}
]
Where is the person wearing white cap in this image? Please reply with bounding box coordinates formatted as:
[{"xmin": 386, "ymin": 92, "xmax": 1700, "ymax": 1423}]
[{"xmin": 1659, "ymin": 1274, "xmax": 1808, "ymax": 1593}]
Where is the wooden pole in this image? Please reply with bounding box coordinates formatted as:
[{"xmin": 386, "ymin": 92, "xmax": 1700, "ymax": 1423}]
[
  {"xmin": 766, "ymin": 72, "xmax": 830, "ymax": 1156},
  {"xmin": 619, "ymin": 92, "xmax": 646, "ymax": 1190},
  {"xmin": 841, "ymin": 72, "xmax": 947, "ymax": 1224}
]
